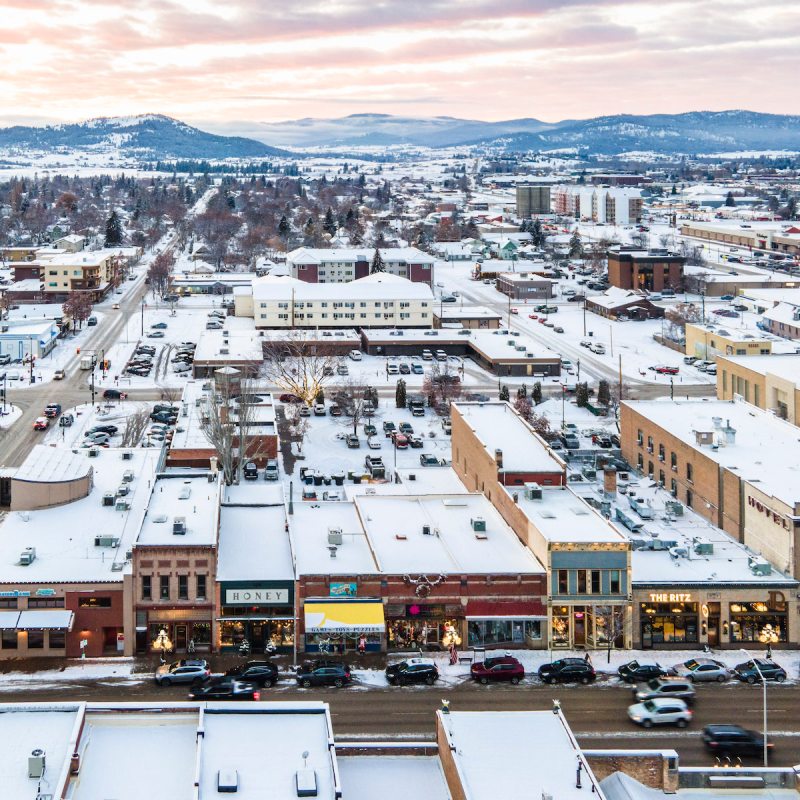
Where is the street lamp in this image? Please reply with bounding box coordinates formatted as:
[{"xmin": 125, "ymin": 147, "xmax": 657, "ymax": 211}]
[{"xmin": 740, "ymin": 648, "xmax": 769, "ymax": 767}]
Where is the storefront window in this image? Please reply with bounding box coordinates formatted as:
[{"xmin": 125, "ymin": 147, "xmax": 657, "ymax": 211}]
[
  {"xmin": 220, "ymin": 621, "xmax": 246, "ymax": 648},
  {"xmin": 729, "ymin": 601, "xmax": 787, "ymax": 643},
  {"xmin": 1, "ymin": 630, "xmax": 17, "ymax": 649},
  {"xmin": 48, "ymin": 631, "xmax": 66, "ymax": 649},
  {"xmin": 640, "ymin": 602, "xmax": 698, "ymax": 645},
  {"xmin": 551, "ymin": 609, "xmax": 571, "ymax": 648},
  {"xmin": 28, "ymin": 630, "xmax": 45, "ymax": 649},
  {"xmin": 192, "ymin": 622, "xmax": 211, "ymax": 645},
  {"xmin": 305, "ymin": 631, "xmax": 379, "ymax": 653},
  {"xmin": 468, "ymin": 619, "xmax": 542, "ymax": 647}
]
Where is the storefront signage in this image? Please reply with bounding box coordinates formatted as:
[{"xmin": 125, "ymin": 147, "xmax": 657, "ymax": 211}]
[
  {"xmin": 0, "ymin": 588, "xmax": 56, "ymax": 598},
  {"xmin": 225, "ymin": 588, "xmax": 290, "ymax": 605},
  {"xmin": 330, "ymin": 583, "xmax": 357, "ymax": 598},
  {"xmin": 0, "ymin": 590, "xmax": 31, "ymax": 598},
  {"xmin": 748, "ymin": 496, "xmax": 791, "ymax": 530},
  {"xmin": 649, "ymin": 592, "xmax": 692, "ymax": 603},
  {"xmin": 35, "ymin": 588, "xmax": 56, "ymax": 597}
]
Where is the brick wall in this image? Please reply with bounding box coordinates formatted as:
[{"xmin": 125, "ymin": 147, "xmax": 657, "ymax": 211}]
[{"xmin": 584, "ymin": 751, "xmax": 678, "ymax": 792}]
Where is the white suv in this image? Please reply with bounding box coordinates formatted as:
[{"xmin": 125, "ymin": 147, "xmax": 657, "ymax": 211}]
[{"xmin": 628, "ymin": 697, "xmax": 692, "ymax": 728}]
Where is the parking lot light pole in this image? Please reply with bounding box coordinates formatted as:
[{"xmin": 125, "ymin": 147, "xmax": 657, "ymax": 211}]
[{"xmin": 741, "ymin": 648, "xmax": 768, "ymax": 767}]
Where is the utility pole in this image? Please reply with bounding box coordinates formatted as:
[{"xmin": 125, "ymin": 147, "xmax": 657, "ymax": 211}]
[
  {"xmin": 141, "ymin": 297, "xmax": 145, "ymax": 337},
  {"xmin": 582, "ymin": 298, "xmax": 587, "ymax": 337},
  {"xmin": 90, "ymin": 355, "xmax": 97, "ymax": 407},
  {"xmin": 618, "ymin": 354, "xmax": 623, "ymax": 403}
]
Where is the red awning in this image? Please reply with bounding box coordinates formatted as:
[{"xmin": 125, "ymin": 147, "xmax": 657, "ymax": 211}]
[{"xmin": 465, "ymin": 600, "xmax": 547, "ymax": 619}]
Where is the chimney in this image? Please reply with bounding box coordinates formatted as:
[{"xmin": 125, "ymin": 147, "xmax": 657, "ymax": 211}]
[
  {"xmin": 723, "ymin": 420, "xmax": 736, "ymax": 445},
  {"xmin": 712, "ymin": 416, "xmax": 722, "ymax": 430},
  {"xmin": 495, "ymin": 448, "xmax": 503, "ymax": 468},
  {"xmin": 603, "ymin": 467, "xmax": 617, "ymax": 496}
]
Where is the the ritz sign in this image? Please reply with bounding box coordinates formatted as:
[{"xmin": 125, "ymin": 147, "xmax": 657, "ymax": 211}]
[
  {"xmin": 748, "ymin": 496, "xmax": 791, "ymax": 531},
  {"xmin": 225, "ymin": 588, "xmax": 289, "ymax": 605},
  {"xmin": 649, "ymin": 592, "xmax": 692, "ymax": 603}
]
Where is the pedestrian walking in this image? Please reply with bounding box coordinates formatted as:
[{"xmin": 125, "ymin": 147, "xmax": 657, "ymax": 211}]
[
  {"xmin": 357, "ymin": 634, "xmax": 366, "ymax": 655},
  {"xmin": 449, "ymin": 643, "xmax": 458, "ymax": 665}
]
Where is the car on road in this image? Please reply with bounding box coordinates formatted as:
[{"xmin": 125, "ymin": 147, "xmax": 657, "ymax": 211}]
[
  {"xmin": 225, "ymin": 660, "xmax": 280, "ymax": 688},
  {"xmin": 618, "ymin": 660, "xmax": 666, "ymax": 684},
  {"xmin": 151, "ymin": 322, "xmax": 168, "ymax": 329},
  {"xmin": 471, "ymin": 655, "xmax": 525, "ymax": 685},
  {"xmin": 188, "ymin": 678, "xmax": 260, "ymax": 701},
  {"xmin": 702, "ymin": 724, "xmax": 772, "ymax": 759},
  {"xmin": 53, "ymin": 369, "xmax": 66, "ymax": 380},
  {"xmin": 554, "ymin": 326, "xmax": 565, "ymax": 333},
  {"xmin": 440, "ymin": 295, "xmax": 457, "ymax": 303},
  {"xmin": 154, "ymin": 659, "xmax": 211, "ymax": 686},
  {"xmin": 627, "ymin": 698, "xmax": 692, "ymax": 729},
  {"xmin": 44, "ymin": 403, "xmax": 61, "ymax": 418},
  {"xmin": 733, "ymin": 659, "xmax": 786, "ymax": 684},
  {"xmin": 590, "ymin": 343, "xmax": 606, "ymax": 355},
  {"xmin": 296, "ymin": 660, "xmax": 351, "ymax": 688},
  {"xmin": 385, "ymin": 659, "xmax": 439, "ymax": 686},
  {"xmin": 538, "ymin": 658, "xmax": 596, "ymax": 685},
  {"xmin": 33, "ymin": 417, "xmax": 49, "ymax": 431},
  {"xmin": 633, "ymin": 677, "xmax": 695, "ymax": 705},
  {"xmin": 148, "ymin": 331, "xmax": 166, "ymax": 338},
  {"xmin": 671, "ymin": 658, "xmax": 730, "ymax": 683},
  {"xmin": 103, "ymin": 389, "xmax": 127, "ymax": 400}
]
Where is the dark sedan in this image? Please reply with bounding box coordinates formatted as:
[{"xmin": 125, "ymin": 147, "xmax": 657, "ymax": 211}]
[
  {"xmin": 538, "ymin": 658, "xmax": 596, "ymax": 685},
  {"xmin": 385, "ymin": 659, "xmax": 439, "ymax": 686},
  {"xmin": 618, "ymin": 660, "xmax": 665, "ymax": 683},
  {"xmin": 225, "ymin": 660, "xmax": 280, "ymax": 688}
]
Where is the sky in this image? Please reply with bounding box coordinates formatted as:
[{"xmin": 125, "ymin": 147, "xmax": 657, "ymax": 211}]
[{"xmin": 1, "ymin": 0, "xmax": 798, "ymax": 134}]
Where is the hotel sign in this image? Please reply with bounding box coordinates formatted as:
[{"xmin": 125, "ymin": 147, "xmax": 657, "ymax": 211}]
[
  {"xmin": 224, "ymin": 588, "xmax": 290, "ymax": 606},
  {"xmin": 747, "ymin": 496, "xmax": 791, "ymax": 531},
  {"xmin": 649, "ymin": 592, "xmax": 692, "ymax": 603}
]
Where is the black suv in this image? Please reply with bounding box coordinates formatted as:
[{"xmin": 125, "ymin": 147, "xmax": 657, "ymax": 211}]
[
  {"xmin": 538, "ymin": 658, "xmax": 596, "ymax": 685},
  {"xmin": 385, "ymin": 659, "xmax": 439, "ymax": 686},
  {"xmin": 225, "ymin": 660, "xmax": 280, "ymax": 688},
  {"xmin": 618, "ymin": 660, "xmax": 665, "ymax": 683},
  {"xmin": 703, "ymin": 725, "xmax": 772, "ymax": 759},
  {"xmin": 188, "ymin": 678, "xmax": 260, "ymax": 701},
  {"xmin": 296, "ymin": 660, "xmax": 351, "ymax": 688},
  {"xmin": 733, "ymin": 659, "xmax": 787, "ymax": 684}
]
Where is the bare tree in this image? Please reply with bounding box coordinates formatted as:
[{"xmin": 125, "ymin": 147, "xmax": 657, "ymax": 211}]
[
  {"xmin": 261, "ymin": 331, "xmax": 342, "ymax": 404},
  {"xmin": 160, "ymin": 387, "xmax": 181, "ymax": 404},
  {"xmin": 284, "ymin": 403, "xmax": 310, "ymax": 454},
  {"xmin": 593, "ymin": 606, "xmax": 627, "ymax": 663},
  {"xmin": 331, "ymin": 378, "xmax": 372, "ymax": 437},
  {"xmin": 62, "ymin": 291, "xmax": 93, "ymax": 331},
  {"xmin": 121, "ymin": 409, "xmax": 149, "ymax": 447},
  {"xmin": 148, "ymin": 251, "xmax": 174, "ymax": 297},
  {"xmin": 422, "ymin": 359, "xmax": 463, "ymax": 411},
  {"xmin": 664, "ymin": 302, "xmax": 702, "ymax": 342}
]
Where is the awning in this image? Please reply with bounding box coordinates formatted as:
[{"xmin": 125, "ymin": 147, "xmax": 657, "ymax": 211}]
[
  {"xmin": 16, "ymin": 610, "xmax": 74, "ymax": 630},
  {"xmin": 304, "ymin": 601, "xmax": 385, "ymax": 634},
  {"xmin": 465, "ymin": 600, "xmax": 547, "ymax": 620},
  {"xmin": 0, "ymin": 612, "xmax": 20, "ymax": 630}
]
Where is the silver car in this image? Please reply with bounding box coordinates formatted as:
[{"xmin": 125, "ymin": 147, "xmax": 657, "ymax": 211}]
[{"xmin": 671, "ymin": 658, "xmax": 730, "ymax": 683}]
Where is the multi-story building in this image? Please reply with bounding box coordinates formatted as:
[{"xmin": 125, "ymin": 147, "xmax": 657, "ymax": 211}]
[
  {"xmin": 235, "ymin": 273, "xmax": 434, "ymax": 329},
  {"xmin": 287, "ymin": 247, "xmax": 435, "ymax": 285},
  {"xmin": 717, "ymin": 354, "xmax": 800, "ymax": 422},
  {"xmin": 620, "ymin": 399, "xmax": 800, "ymax": 579},
  {"xmin": 684, "ymin": 322, "xmax": 774, "ymax": 360},
  {"xmin": 552, "ymin": 186, "xmax": 642, "ymax": 225},
  {"xmin": 495, "ymin": 272, "xmax": 557, "ymax": 301},
  {"xmin": 607, "ymin": 247, "xmax": 686, "ymax": 292},
  {"xmin": 680, "ymin": 221, "xmax": 800, "ymax": 257},
  {"xmin": 515, "ymin": 184, "xmax": 552, "ymax": 217},
  {"xmin": 450, "ymin": 402, "xmax": 632, "ymax": 650}
]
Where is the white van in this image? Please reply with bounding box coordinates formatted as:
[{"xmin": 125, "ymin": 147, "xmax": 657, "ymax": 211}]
[
  {"xmin": 421, "ymin": 349, "xmax": 433, "ymax": 361},
  {"xmin": 349, "ymin": 350, "xmax": 362, "ymax": 361}
]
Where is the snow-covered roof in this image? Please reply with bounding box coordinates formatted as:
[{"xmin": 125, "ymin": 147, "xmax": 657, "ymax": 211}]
[
  {"xmin": 763, "ymin": 302, "xmax": 800, "ymax": 327},
  {"xmin": 13, "ymin": 445, "xmax": 92, "ymax": 484},
  {"xmin": 193, "ymin": 318, "xmax": 263, "ymax": 364},
  {"xmin": 718, "ymin": 353, "xmax": 800, "ymax": 389},
  {"xmin": 338, "ymin": 757, "xmax": 451, "ymax": 800},
  {"xmin": 434, "ymin": 305, "xmax": 501, "ymax": 321},
  {"xmin": 250, "ymin": 273, "xmax": 434, "ymax": 302},
  {"xmin": 440, "ymin": 710, "xmax": 605, "ymax": 800},
  {"xmin": 287, "ymin": 246, "xmax": 434, "ymax": 265},
  {"xmin": 354, "ymin": 494, "xmax": 544, "ymax": 575},
  {"xmin": 588, "ymin": 287, "xmax": 649, "ymax": 310}
]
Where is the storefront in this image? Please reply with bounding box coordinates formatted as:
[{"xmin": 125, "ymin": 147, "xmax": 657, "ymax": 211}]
[
  {"xmin": 218, "ymin": 581, "xmax": 295, "ymax": 654},
  {"xmin": 144, "ymin": 611, "xmax": 213, "ymax": 655},
  {"xmin": 551, "ymin": 604, "xmax": 629, "ymax": 650},
  {"xmin": 640, "ymin": 599, "xmax": 699, "ymax": 647},
  {"xmin": 385, "ymin": 602, "xmax": 464, "ymax": 651},
  {"xmin": 729, "ymin": 598, "xmax": 788, "ymax": 644},
  {"xmin": 465, "ymin": 601, "xmax": 547, "ymax": 649},
  {"xmin": 303, "ymin": 598, "xmax": 384, "ymax": 653}
]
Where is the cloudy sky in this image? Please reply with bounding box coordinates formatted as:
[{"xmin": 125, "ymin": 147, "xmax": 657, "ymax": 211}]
[{"xmin": 2, "ymin": 0, "xmax": 797, "ymax": 131}]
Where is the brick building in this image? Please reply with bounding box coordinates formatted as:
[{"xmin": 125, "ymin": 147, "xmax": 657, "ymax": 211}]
[
  {"xmin": 717, "ymin": 354, "xmax": 800, "ymax": 422},
  {"xmin": 607, "ymin": 248, "xmax": 686, "ymax": 292}
]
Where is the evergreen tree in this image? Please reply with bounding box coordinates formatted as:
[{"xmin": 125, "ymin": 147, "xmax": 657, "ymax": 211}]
[
  {"xmin": 395, "ymin": 378, "xmax": 407, "ymax": 409},
  {"xmin": 725, "ymin": 191, "xmax": 736, "ymax": 207},
  {"xmin": 516, "ymin": 384, "xmax": 527, "ymax": 399},
  {"xmin": 278, "ymin": 215, "xmax": 290, "ymax": 241},
  {"xmin": 532, "ymin": 381, "xmax": 542, "ymax": 405},
  {"xmin": 314, "ymin": 387, "xmax": 325, "ymax": 405},
  {"xmin": 568, "ymin": 230, "xmax": 583, "ymax": 258},
  {"xmin": 370, "ymin": 248, "xmax": 385, "ymax": 274},
  {"xmin": 104, "ymin": 210, "xmax": 123, "ymax": 246},
  {"xmin": 499, "ymin": 385, "xmax": 510, "ymax": 401},
  {"xmin": 531, "ymin": 218, "xmax": 547, "ymax": 249},
  {"xmin": 323, "ymin": 207, "xmax": 337, "ymax": 236},
  {"xmin": 576, "ymin": 382, "xmax": 590, "ymax": 408},
  {"xmin": 597, "ymin": 379, "xmax": 610, "ymax": 406}
]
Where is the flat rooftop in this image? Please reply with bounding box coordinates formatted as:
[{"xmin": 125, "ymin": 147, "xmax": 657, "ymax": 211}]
[
  {"xmin": 135, "ymin": 472, "xmax": 221, "ymax": 547},
  {"xmin": 717, "ymin": 353, "xmax": 800, "ymax": 388},
  {"xmin": 13, "ymin": 444, "xmax": 92, "ymax": 484},
  {"xmin": 440, "ymin": 710, "xmax": 605, "ymax": 800},
  {"xmin": 453, "ymin": 401, "xmax": 566, "ymax": 475},
  {"xmin": 623, "ymin": 399, "xmax": 800, "ymax": 508},
  {"xmin": 0, "ymin": 449, "xmax": 159, "ymax": 583},
  {"xmin": 338, "ymin": 756, "xmax": 450, "ymax": 800},
  {"xmin": 355, "ymin": 493, "xmax": 544, "ymax": 575},
  {"xmin": 193, "ymin": 317, "xmax": 264, "ymax": 364}
]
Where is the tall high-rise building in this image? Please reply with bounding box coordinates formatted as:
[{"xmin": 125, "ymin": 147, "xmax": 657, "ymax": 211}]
[{"xmin": 516, "ymin": 184, "xmax": 551, "ymax": 217}]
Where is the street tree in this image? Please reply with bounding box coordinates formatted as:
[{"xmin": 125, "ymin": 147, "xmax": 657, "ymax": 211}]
[
  {"xmin": 597, "ymin": 379, "xmax": 611, "ymax": 407},
  {"xmin": 575, "ymin": 382, "xmax": 590, "ymax": 408},
  {"xmin": 422, "ymin": 359, "xmax": 463, "ymax": 410},
  {"xmin": 62, "ymin": 291, "xmax": 93, "ymax": 330},
  {"xmin": 531, "ymin": 381, "xmax": 542, "ymax": 405},
  {"xmin": 121, "ymin": 409, "xmax": 150, "ymax": 447},
  {"xmin": 332, "ymin": 378, "xmax": 372, "ymax": 437},
  {"xmin": 499, "ymin": 384, "xmax": 510, "ymax": 401},
  {"xmin": 148, "ymin": 251, "xmax": 174, "ymax": 297},
  {"xmin": 395, "ymin": 378, "xmax": 407, "ymax": 409}
]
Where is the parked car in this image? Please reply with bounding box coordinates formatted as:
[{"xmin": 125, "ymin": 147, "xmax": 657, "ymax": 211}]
[
  {"xmin": 702, "ymin": 724, "xmax": 772, "ymax": 759},
  {"xmin": 392, "ymin": 433, "xmax": 408, "ymax": 449},
  {"xmin": 387, "ymin": 363, "xmax": 399, "ymax": 375},
  {"xmin": 383, "ymin": 421, "xmax": 396, "ymax": 435},
  {"xmin": 243, "ymin": 461, "xmax": 258, "ymax": 480},
  {"xmin": 154, "ymin": 659, "xmax": 211, "ymax": 686},
  {"xmin": 313, "ymin": 404, "xmax": 326, "ymax": 416},
  {"xmin": 618, "ymin": 660, "xmax": 665, "ymax": 684},
  {"xmin": 411, "ymin": 363, "xmax": 424, "ymax": 374},
  {"xmin": 385, "ymin": 659, "xmax": 439, "ymax": 686},
  {"xmin": 296, "ymin": 660, "xmax": 351, "ymax": 688},
  {"xmin": 634, "ymin": 677, "xmax": 695, "ymax": 704},
  {"xmin": 173, "ymin": 362, "xmax": 191, "ymax": 373},
  {"xmin": 471, "ymin": 655, "xmax": 525, "ymax": 685},
  {"xmin": 538, "ymin": 658, "xmax": 596, "ymax": 685},
  {"xmin": 650, "ymin": 365, "xmax": 679, "ymax": 375},
  {"xmin": 151, "ymin": 322, "xmax": 168, "ymax": 329},
  {"xmin": 399, "ymin": 422, "xmax": 414, "ymax": 434},
  {"xmin": 279, "ymin": 393, "xmax": 303, "ymax": 404},
  {"xmin": 103, "ymin": 389, "xmax": 127, "ymax": 400},
  {"xmin": 225, "ymin": 660, "xmax": 280, "ymax": 688},
  {"xmin": 188, "ymin": 678, "xmax": 260, "ymax": 701},
  {"xmin": 88, "ymin": 425, "xmax": 119, "ymax": 435},
  {"xmin": 399, "ymin": 363, "xmax": 410, "ymax": 374},
  {"xmin": 628, "ymin": 698, "xmax": 692, "ymax": 729},
  {"xmin": 733, "ymin": 659, "xmax": 786, "ymax": 684},
  {"xmin": 59, "ymin": 413, "xmax": 74, "ymax": 427},
  {"xmin": 568, "ymin": 294, "xmax": 586, "ymax": 302},
  {"xmin": 147, "ymin": 331, "xmax": 166, "ymax": 338},
  {"xmin": 346, "ymin": 434, "xmax": 361, "ymax": 449},
  {"xmin": 87, "ymin": 316, "xmax": 98, "ymax": 326},
  {"xmin": 407, "ymin": 435, "xmax": 424, "ymax": 448},
  {"xmin": 671, "ymin": 658, "xmax": 730, "ymax": 683}
]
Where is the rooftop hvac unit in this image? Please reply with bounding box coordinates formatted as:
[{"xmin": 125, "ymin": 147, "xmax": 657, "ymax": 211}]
[
  {"xmin": 115, "ymin": 499, "xmax": 131, "ymax": 511},
  {"xmin": 694, "ymin": 541, "xmax": 714, "ymax": 555},
  {"xmin": 295, "ymin": 769, "xmax": 318, "ymax": 798},
  {"xmin": 88, "ymin": 448, "xmax": 99, "ymax": 458},
  {"xmin": 28, "ymin": 749, "xmax": 46, "ymax": 779},
  {"xmin": 524, "ymin": 483, "xmax": 542, "ymax": 501},
  {"xmin": 122, "ymin": 470, "xmax": 134, "ymax": 483},
  {"xmin": 749, "ymin": 557, "xmax": 772, "ymax": 576},
  {"xmin": 121, "ymin": 451, "xmax": 133, "ymax": 461},
  {"xmin": 111, "ymin": 562, "xmax": 124, "ymax": 572},
  {"xmin": 173, "ymin": 517, "xmax": 187, "ymax": 535},
  {"xmin": 327, "ymin": 528, "xmax": 343, "ymax": 545},
  {"xmin": 471, "ymin": 516, "xmax": 486, "ymax": 532},
  {"xmin": 217, "ymin": 768, "xmax": 239, "ymax": 793},
  {"xmin": 102, "ymin": 493, "xmax": 116, "ymax": 507},
  {"xmin": 178, "ymin": 486, "xmax": 192, "ymax": 500},
  {"xmin": 220, "ymin": 348, "xmax": 229, "ymax": 355},
  {"xmin": 94, "ymin": 535, "xmax": 120, "ymax": 548},
  {"xmin": 19, "ymin": 547, "xmax": 36, "ymax": 566},
  {"xmin": 422, "ymin": 524, "xmax": 432, "ymax": 536}
]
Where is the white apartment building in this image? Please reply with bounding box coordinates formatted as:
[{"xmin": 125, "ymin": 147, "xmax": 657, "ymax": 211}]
[
  {"xmin": 235, "ymin": 273, "xmax": 434, "ymax": 329},
  {"xmin": 553, "ymin": 186, "xmax": 643, "ymax": 225},
  {"xmin": 286, "ymin": 247, "xmax": 435, "ymax": 285}
]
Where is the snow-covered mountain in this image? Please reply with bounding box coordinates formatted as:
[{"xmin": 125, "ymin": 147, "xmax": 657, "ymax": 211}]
[
  {"xmin": 213, "ymin": 110, "xmax": 800, "ymax": 155},
  {"xmin": 0, "ymin": 114, "xmax": 289, "ymax": 160}
]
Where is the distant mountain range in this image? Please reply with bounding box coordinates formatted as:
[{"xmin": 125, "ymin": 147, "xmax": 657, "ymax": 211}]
[
  {"xmin": 0, "ymin": 114, "xmax": 289, "ymax": 161},
  {"xmin": 2, "ymin": 111, "xmax": 799, "ymax": 162},
  {"xmin": 219, "ymin": 110, "xmax": 800, "ymax": 155}
]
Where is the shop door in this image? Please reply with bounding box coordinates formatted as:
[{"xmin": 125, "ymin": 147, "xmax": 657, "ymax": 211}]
[
  {"xmin": 641, "ymin": 622, "xmax": 653, "ymax": 649},
  {"xmin": 251, "ymin": 623, "xmax": 266, "ymax": 651},
  {"xmin": 175, "ymin": 625, "xmax": 188, "ymax": 651},
  {"xmin": 707, "ymin": 617, "xmax": 719, "ymax": 647},
  {"xmin": 573, "ymin": 609, "xmax": 586, "ymax": 647}
]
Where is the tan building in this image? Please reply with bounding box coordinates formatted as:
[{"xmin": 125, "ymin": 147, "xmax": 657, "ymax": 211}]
[
  {"xmin": 717, "ymin": 354, "xmax": 800, "ymax": 422},
  {"xmin": 680, "ymin": 221, "xmax": 800, "ymax": 256},
  {"xmin": 620, "ymin": 399, "xmax": 800, "ymax": 578},
  {"xmin": 684, "ymin": 321, "xmax": 773, "ymax": 359}
]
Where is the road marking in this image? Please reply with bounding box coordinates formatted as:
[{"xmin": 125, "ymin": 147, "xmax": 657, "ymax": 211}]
[{"xmin": 577, "ymin": 731, "xmax": 800, "ymax": 739}]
